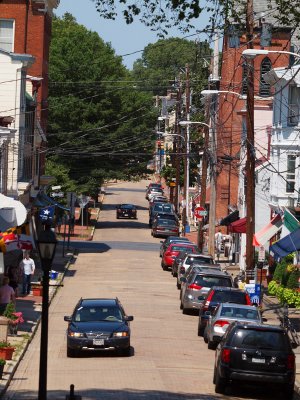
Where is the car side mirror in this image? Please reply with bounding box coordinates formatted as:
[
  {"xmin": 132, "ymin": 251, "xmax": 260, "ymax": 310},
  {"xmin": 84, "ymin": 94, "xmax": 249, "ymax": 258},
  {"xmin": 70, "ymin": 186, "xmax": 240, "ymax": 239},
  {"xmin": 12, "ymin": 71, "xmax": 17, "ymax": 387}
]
[
  {"xmin": 125, "ymin": 316, "xmax": 134, "ymax": 322},
  {"xmin": 64, "ymin": 316, "xmax": 72, "ymax": 322}
]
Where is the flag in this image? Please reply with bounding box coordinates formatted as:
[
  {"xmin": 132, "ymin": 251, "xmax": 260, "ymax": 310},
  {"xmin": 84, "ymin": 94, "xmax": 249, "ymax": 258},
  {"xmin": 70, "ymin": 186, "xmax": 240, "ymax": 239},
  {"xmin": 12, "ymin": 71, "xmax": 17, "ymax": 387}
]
[
  {"xmin": 39, "ymin": 206, "xmax": 55, "ymax": 222},
  {"xmin": 283, "ymin": 209, "xmax": 300, "ymax": 232}
]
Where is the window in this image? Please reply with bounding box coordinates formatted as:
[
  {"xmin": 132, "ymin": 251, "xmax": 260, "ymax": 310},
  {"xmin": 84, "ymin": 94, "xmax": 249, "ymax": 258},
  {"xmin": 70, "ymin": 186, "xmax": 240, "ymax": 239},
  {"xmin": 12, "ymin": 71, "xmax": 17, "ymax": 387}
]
[
  {"xmin": 0, "ymin": 19, "xmax": 14, "ymax": 52},
  {"xmin": 259, "ymin": 57, "xmax": 272, "ymax": 97},
  {"xmin": 286, "ymin": 155, "xmax": 296, "ymax": 193},
  {"xmin": 288, "ymin": 85, "xmax": 300, "ymax": 126}
]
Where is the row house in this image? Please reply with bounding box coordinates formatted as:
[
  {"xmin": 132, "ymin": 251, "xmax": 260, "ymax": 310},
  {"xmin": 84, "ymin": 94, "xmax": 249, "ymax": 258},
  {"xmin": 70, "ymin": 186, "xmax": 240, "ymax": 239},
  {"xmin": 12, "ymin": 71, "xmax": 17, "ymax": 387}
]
[{"xmin": 0, "ymin": 0, "xmax": 59, "ymax": 205}]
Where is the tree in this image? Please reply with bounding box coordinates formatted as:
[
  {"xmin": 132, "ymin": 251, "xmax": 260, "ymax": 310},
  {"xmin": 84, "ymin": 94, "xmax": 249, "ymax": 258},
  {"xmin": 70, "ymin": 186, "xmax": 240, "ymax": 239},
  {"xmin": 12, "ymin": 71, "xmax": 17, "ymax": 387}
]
[
  {"xmin": 92, "ymin": 0, "xmax": 300, "ymax": 37},
  {"xmin": 48, "ymin": 14, "xmax": 157, "ymax": 194}
]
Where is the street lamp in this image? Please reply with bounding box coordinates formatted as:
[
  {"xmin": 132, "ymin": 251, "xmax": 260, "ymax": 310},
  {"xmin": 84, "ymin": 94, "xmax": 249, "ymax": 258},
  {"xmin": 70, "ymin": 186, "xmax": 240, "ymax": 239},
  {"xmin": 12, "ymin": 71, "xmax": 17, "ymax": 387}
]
[
  {"xmin": 179, "ymin": 120, "xmax": 210, "ymax": 240},
  {"xmin": 201, "ymin": 89, "xmax": 246, "ymax": 99},
  {"xmin": 36, "ymin": 224, "xmax": 57, "ymax": 400},
  {"xmin": 242, "ymin": 49, "xmax": 300, "ymax": 59}
]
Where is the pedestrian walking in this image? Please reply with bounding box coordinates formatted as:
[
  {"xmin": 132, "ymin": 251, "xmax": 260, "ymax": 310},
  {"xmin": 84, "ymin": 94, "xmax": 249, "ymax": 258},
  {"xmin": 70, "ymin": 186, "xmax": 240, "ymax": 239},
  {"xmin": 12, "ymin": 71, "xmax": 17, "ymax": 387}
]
[
  {"xmin": 19, "ymin": 252, "xmax": 35, "ymax": 296},
  {"xmin": 0, "ymin": 276, "xmax": 16, "ymax": 315},
  {"xmin": 7, "ymin": 264, "xmax": 22, "ymax": 297},
  {"xmin": 215, "ymin": 229, "xmax": 223, "ymax": 260}
]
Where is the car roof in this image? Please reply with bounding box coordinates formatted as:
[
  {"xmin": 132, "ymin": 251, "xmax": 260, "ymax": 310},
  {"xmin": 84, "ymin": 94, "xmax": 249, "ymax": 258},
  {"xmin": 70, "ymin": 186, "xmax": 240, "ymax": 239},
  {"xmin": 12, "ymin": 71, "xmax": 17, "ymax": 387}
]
[
  {"xmin": 192, "ymin": 267, "xmax": 229, "ymax": 276},
  {"xmin": 209, "ymin": 286, "xmax": 245, "ymax": 292},
  {"xmin": 185, "ymin": 253, "xmax": 213, "ymax": 259},
  {"xmin": 220, "ymin": 303, "xmax": 257, "ymax": 310},
  {"xmin": 79, "ymin": 298, "xmax": 118, "ymax": 307},
  {"xmin": 231, "ymin": 321, "xmax": 285, "ymax": 332}
]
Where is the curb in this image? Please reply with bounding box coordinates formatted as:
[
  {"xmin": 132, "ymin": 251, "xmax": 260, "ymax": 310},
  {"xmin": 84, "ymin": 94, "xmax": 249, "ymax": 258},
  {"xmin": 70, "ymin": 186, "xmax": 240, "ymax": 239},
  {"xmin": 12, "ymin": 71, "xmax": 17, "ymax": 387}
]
[{"xmin": 0, "ymin": 252, "xmax": 75, "ymax": 397}]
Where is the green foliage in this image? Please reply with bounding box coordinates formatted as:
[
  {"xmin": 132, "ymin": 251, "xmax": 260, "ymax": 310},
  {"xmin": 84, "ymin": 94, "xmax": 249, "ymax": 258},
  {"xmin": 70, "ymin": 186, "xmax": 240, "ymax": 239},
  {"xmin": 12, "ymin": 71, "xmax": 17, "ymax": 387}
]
[
  {"xmin": 0, "ymin": 341, "xmax": 12, "ymax": 349},
  {"xmin": 273, "ymin": 261, "xmax": 287, "ymax": 284},
  {"xmin": 3, "ymin": 302, "xmax": 16, "ymax": 321},
  {"xmin": 48, "ymin": 14, "xmax": 156, "ymax": 190},
  {"xmin": 286, "ymin": 269, "xmax": 300, "ymax": 289},
  {"xmin": 0, "ymin": 358, "xmax": 6, "ymax": 366},
  {"xmin": 268, "ymin": 280, "xmax": 300, "ymax": 308}
]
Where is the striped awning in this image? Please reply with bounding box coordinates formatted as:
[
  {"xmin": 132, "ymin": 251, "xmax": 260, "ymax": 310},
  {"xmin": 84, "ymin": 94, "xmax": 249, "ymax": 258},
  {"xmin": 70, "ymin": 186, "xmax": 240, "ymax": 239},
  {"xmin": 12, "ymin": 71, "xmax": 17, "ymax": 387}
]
[{"xmin": 253, "ymin": 214, "xmax": 282, "ymax": 247}]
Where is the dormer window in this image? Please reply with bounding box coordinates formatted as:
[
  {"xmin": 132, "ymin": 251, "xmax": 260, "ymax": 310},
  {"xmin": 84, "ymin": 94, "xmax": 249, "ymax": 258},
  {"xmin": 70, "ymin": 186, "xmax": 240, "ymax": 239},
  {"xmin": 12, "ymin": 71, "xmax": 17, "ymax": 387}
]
[
  {"xmin": 0, "ymin": 19, "xmax": 14, "ymax": 52},
  {"xmin": 259, "ymin": 57, "xmax": 272, "ymax": 97}
]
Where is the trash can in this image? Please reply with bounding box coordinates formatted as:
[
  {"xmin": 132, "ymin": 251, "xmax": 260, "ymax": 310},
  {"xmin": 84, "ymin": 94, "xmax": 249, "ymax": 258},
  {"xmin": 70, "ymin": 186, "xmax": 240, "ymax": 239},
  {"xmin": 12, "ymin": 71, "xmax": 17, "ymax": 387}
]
[{"xmin": 50, "ymin": 271, "xmax": 58, "ymax": 280}]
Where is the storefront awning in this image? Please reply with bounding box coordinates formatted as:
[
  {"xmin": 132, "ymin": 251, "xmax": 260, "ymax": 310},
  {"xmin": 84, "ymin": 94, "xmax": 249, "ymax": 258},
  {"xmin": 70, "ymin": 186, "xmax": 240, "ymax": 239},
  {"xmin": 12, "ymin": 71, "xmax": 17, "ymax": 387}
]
[
  {"xmin": 253, "ymin": 214, "xmax": 282, "ymax": 247},
  {"xmin": 270, "ymin": 228, "xmax": 300, "ymax": 259},
  {"xmin": 220, "ymin": 210, "xmax": 239, "ymax": 226},
  {"xmin": 228, "ymin": 217, "xmax": 247, "ymax": 233}
]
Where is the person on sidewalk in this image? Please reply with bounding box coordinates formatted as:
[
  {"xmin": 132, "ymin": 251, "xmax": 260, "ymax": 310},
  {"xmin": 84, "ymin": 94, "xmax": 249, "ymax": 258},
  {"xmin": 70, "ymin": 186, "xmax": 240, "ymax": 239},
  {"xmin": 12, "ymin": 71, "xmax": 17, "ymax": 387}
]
[
  {"xmin": 0, "ymin": 276, "xmax": 16, "ymax": 315},
  {"xmin": 7, "ymin": 264, "xmax": 23, "ymax": 297},
  {"xmin": 20, "ymin": 252, "xmax": 35, "ymax": 296}
]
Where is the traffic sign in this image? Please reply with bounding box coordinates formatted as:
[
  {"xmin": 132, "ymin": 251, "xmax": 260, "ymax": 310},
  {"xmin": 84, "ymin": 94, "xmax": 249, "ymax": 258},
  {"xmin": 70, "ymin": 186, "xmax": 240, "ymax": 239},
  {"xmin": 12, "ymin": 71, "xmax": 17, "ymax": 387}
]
[
  {"xmin": 50, "ymin": 192, "xmax": 64, "ymax": 198},
  {"xmin": 194, "ymin": 206, "xmax": 206, "ymax": 219}
]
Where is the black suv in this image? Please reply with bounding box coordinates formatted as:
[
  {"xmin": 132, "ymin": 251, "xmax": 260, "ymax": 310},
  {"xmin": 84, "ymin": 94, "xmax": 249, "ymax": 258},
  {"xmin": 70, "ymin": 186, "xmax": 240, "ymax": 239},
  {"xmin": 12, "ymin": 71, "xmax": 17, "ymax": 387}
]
[
  {"xmin": 197, "ymin": 287, "xmax": 251, "ymax": 336},
  {"xmin": 64, "ymin": 298, "xmax": 133, "ymax": 357},
  {"xmin": 214, "ymin": 321, "xmax": 296, "ymax": 398}
]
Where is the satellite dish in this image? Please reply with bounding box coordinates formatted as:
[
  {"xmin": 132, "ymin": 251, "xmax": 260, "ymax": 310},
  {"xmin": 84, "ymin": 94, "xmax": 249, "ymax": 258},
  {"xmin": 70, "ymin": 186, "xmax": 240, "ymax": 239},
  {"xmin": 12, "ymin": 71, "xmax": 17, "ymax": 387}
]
[{"xmin": 0, "ymin": 194, "xmax": 27, "ymax": 231}]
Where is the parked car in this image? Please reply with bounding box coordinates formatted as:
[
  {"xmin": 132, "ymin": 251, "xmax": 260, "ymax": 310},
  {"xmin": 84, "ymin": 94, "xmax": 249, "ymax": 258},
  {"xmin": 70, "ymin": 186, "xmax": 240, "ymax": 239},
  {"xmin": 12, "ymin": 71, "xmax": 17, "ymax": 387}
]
[
  {"xmin": 204, "ymin": 303, "xmax": 263, "ymax": 349},
  {"xmin": 159, "ymin": 236, "xmax": 191, "ymax": 258},
  {"xmin": 116, "ymin": 204, "xmax": 137, "ymax": 219},
  {"xmin": 173, "ymin": 253, "xmax": 215, "ymax": 285},
  {"xmin": 176, "ymin": 260, "xmax": 222, "ymax": 289},
  {"xmin": 152, "ymin": 212, "xmax": 178, "ymax": 228},
  {"xmin": 146, "ymin": 187, "xmax": 164, "ymax": 200},
  {"xmin": 148, "ymin": 196, "xmax": 169, "ymax": 206},
  {"xmin": 149, "ymin": 202, "xmax": 175, "ymax": 225},
  {"xmin": 146, "ymin": 182, "xmax": 163, "ymax": 192},
  {"xmin": 180, "ymin": 267, "xmax": 233, "ymax": 314},
  {"xmin": 197, "ymin": 286, "xmax": 252, "ymax": 336},
  {"xmin": 64, "ymin": 298, "xmax": 133, "ymax": 357},
  {"xmin": 213, "ymin": 321, "xmax": 296, "ymax": 398},
  {"xmin": 161, "ymin": 242, "xmax": 199, "ymax": 271},
  {"xmin": 152, "ymin": 218, "xmax": 179, "ymax": 238}
]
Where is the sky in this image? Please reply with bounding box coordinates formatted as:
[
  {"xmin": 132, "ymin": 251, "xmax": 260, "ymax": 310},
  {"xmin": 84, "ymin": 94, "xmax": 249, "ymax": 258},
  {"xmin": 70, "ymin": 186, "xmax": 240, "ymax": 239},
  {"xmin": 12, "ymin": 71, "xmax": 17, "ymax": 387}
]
[{"xmin": 55, "ymin": 0, "xmax": 208, "ymax": 70}]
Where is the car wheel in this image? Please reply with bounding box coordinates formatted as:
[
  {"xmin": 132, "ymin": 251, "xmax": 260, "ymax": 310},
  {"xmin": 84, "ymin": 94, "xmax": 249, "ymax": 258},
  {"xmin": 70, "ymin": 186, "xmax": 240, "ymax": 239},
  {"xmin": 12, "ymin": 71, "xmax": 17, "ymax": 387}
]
[
  {"xmin": 119, "ymin": 347, "xmax": 131, "ymax": 357},
  {"xmin": 215, "ymin": 371, "xmax": 227, "ymax": 394},
  {"xmin": 284, "ymin": 383, "xmax": 294, "ymax": 400},
  {"xmin": 180, "ymin": 300, "xmax": 183, "ymax": 310},
  {"xmin": 67, "ymin": 347, "xmax": 78, "ymax": 358},
  {"xmin": 162, "ymin": 264, "xmax": 168, "ymax": 271},
  {"xmin": 198, "ymin": 322, "xmax": 205, "ymax": 337},
  {"xmin": 213, "ymin": 368, "xmax": 216, "ymax": 384},
  {"xmin": 116, "ymin": 215, "xmax": 119, "ymax": 219},
  {"xmin": 203, "ymin": 327, "xmax": 208, "ymax": 343},
  {"xmin": 208, "ymin": 340, "xmax": 216, "ymax": 350}
]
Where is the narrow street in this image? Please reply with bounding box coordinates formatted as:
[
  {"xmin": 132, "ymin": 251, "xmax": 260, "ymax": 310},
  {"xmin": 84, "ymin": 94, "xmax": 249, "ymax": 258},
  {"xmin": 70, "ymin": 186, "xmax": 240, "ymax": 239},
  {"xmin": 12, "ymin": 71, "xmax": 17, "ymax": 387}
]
[{"xmin": 3, "ymin": 181, "xmax": 294, "ymax": 400}]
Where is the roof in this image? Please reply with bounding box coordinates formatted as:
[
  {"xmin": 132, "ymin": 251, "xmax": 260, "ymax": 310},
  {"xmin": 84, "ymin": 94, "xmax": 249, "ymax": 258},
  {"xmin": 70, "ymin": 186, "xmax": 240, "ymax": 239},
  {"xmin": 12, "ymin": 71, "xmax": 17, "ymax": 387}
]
[
  {"xmin": 192, "ymin": 267, "xmax": 229, "ymax": 276},
  {"xmin": 80, "ymin": 298, "xmax": 118, "ymax": 307}
]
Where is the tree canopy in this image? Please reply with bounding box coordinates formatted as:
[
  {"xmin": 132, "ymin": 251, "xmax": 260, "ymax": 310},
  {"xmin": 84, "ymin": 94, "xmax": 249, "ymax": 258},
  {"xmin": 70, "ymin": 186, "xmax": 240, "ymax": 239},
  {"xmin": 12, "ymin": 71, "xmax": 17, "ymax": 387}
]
[
  {"xmin": 92, "ymin": 0, "xmax": 300, "ymax": 37},
  {"xmin": 47, "ymin": 13, "xmax": 157, "ymax": 197}
]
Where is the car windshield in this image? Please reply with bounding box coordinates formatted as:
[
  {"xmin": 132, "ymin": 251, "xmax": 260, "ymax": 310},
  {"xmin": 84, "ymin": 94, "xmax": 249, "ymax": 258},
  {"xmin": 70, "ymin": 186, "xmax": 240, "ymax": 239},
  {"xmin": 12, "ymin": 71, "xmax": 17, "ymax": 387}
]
[
  {"xmin": 220, "ymin": 306, "xmax": 259, "ymax": 320},
  {"xmin": 154, "ymin": 204, "xmax": 173, "ymax": 213},
  {"xmin": 74, "ymin": 306, "xmax": 123, "ymax": 322},
  {"xmin": 187, "ymin": 256, "xmax": 213, "ymax": 265},
  {"xmin": 212, "ymin": 291, "xmax": 247, "ymax": 303},
  {"xmin": 157, "ymin": 219, "xmax": 177, "ymax": 226},
  {"xmin": 120, "ymin": 204, "xmax": 134, "ymax": 209},
  {"xmin": 232, "ymin": 328, "xmax": 289, "ymax": 350},
  {"xmin": 194, "ymin": 275, "xmax": 232, "ymax": 288}
]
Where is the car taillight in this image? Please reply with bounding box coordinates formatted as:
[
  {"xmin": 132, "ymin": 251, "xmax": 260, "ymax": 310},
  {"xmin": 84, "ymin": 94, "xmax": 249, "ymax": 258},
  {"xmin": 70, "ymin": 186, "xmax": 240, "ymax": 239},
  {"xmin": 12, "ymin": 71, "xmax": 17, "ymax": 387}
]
[
  {"xmin": 165, "ymin": 251, "xmax": 171, "ymax": 256},
  {"xmin": 245, "ymin": 294, "xmax": 252, "ymax": 305},
  {"xmin": 203, "ymin": 291, "xmax": 214, "ymax": 310},
  {"xmin": 188, "ymin": 283, "xmax": 202, "ymax": 290},
  {"xmin": 171, "ymin": 229, "xmax": 178, "ymax": 233},
  {"xmin": 214, "ymin": 320, "xmax": 230, "ymax": 328},
  {"xmin": 221, "ymin": 348, "xmax": 231, "ymax": 363},
  {"xmin": 287, "ymin": 354, "xmax": 295, "ymax": 370}
]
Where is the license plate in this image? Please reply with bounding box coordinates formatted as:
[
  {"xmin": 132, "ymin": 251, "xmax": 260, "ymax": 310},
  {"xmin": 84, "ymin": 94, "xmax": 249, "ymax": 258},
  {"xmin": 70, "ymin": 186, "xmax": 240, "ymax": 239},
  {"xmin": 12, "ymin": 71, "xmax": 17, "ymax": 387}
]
[
  {"xmin": 93, "ymin": 339, "xmax": 104, "ymax": 346},
  {"xmin": 124, "ymin": 214, "xmax": 128, "ymax": 216},
  {"xmin": 252, "ymin": 357, "xmax": 265, "ymax": 363}
]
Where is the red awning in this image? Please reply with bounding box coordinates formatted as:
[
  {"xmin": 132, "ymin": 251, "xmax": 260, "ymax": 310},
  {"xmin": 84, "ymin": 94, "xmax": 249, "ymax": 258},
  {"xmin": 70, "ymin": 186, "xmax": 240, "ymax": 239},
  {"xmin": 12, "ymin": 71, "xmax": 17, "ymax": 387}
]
[{"xmin": 229, "ymin": 217, "xmax": 247, "ymax": 233}]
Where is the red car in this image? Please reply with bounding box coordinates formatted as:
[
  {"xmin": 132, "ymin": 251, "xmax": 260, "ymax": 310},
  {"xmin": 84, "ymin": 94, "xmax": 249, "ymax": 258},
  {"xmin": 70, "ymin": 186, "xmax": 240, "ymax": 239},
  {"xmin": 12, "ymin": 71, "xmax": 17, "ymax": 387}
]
[{"xmin": 161, "ymin": 243, "xmax": 199, "ymax": 271}]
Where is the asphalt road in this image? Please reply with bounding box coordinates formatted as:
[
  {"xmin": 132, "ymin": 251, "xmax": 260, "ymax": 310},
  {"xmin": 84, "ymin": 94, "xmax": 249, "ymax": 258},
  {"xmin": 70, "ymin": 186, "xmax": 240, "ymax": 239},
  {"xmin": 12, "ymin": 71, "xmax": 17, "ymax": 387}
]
[{"xmin": 3, "ymin": 180, "xmax": 296, "ymax": 399}]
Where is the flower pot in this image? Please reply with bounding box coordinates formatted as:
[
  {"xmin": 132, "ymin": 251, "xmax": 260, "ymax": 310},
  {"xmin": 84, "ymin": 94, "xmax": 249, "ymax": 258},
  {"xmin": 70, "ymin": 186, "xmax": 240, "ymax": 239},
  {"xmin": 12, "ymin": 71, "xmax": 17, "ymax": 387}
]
[
  {"xmin": 32, "ymin": 287, "xmax": 43, "ymax": 296},
  {"xmin": 0, "ymin": 347, "xmax": 14, "ymax": 360}
]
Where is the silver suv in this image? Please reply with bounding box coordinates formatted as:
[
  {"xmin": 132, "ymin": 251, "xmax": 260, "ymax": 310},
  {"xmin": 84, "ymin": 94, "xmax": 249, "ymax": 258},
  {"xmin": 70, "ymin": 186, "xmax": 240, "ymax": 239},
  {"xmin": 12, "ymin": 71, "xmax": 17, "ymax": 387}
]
[
  {"xmin": 180, "ymin": 266, "xmax": 233, "ymax": 314},
  {"xmin": 173, "ymin": 253, "xmax": 215, "ymax": 289}
]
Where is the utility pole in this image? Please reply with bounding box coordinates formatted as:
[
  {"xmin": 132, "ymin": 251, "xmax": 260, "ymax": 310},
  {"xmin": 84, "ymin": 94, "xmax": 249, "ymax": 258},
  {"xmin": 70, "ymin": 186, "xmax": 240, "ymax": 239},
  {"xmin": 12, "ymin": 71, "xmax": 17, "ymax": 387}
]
[
  {"xmin": 207, "ymin": 32, "xmax": 219, "ymax": 258},
  {"xmin": 183, "ymin": 64, "xmax": 191, "ymax": 234},
  {"xmin": 174, "ymin": 75, "xmax": 182, "ymax": 213},
  {"xmin": 245, "ymin": 0, "xmax": 255, "ymax": 276}
]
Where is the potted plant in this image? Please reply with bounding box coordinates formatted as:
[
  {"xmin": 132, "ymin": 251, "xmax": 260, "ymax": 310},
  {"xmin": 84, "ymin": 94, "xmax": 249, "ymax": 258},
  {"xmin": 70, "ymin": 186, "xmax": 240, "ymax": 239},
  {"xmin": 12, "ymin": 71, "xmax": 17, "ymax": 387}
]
[
  {"xmin": 0, "ymin": 358, "xmax": 6, "ymax": 379},
  {"xmin": 0, "ymin": 341, "xmax": 15, "ymax": 360},
  {"xmin": 3, "ymin": 302, "xmax": 24, "ymax": 336},
  {"xmin": 32, "ymin": 283, "xmax": 43, "ymax": 296}
]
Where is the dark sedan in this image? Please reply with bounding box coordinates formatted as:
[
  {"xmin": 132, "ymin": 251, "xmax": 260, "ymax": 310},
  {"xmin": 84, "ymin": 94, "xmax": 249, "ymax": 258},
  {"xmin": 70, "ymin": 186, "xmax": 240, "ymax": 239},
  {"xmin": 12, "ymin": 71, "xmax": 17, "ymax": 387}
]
[
  {"xmin": 116, "ymin": 204, "xmax": 137, "ymax": 219},
  {"xmin": 64, "ymin": 298, "xmax": 134, "ymax": 357}
]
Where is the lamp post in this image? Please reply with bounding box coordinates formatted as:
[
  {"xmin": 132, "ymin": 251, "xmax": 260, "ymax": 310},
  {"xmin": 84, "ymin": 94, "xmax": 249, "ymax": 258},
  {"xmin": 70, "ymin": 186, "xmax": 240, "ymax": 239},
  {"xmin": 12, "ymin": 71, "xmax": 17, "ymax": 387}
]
[
  {"xmin": 179, "ymin": 120, "xmax": 210, "ymax": 249},
  {"xmin": 36, "ymin": 224, "xmax": 57, "ymax": 400},
  {"xmin": 242, "ymin": 49, "xmax": 300, "ymax": 59}
]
